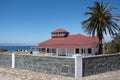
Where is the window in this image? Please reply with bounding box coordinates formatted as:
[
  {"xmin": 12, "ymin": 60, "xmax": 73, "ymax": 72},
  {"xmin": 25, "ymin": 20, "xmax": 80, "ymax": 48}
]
[
  {"xmin": 52, "ymin": 48, "xmax": 56, "ymax": 53},
  {"xmin": 88, "ymin": 48, "xmax": 92, "ymax": 54},
  {"xmin": 41, "ymin": 48, "xmax": 46, "ymax": 52},
  {"xmin": 81, "ymin": 49, "xmax": 83, "ymax": 54},
  {"xmin": 47, "ymin": 48, "xmax": 56, "ymax": 53},
  {"xmin": 47, "ymin": 48, "xmax": 50, "ymax": 53},
  {"xmin": 75, "ymin": 48, "xmax": 79, "ymax": 54}
]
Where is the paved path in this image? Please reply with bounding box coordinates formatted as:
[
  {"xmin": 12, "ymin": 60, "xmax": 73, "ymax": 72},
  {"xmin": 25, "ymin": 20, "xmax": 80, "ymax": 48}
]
[{"xmin": 0, "ymin": 67, "xmax": 120, "ymax": 80}]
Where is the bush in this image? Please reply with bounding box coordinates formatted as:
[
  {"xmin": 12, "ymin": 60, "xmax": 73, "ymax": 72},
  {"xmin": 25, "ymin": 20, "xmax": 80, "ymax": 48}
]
[
  {"xmin": 0, "ymin": 48, "xmax": 8, "ymax": 52},
  {"xmin": 105, "ymin": 32, "xmax": 120, "ymax": 54}
]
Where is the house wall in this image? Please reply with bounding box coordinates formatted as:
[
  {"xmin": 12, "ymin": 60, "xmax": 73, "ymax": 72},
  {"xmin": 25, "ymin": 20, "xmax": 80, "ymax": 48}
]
[
  {"xmin": 57, "ymin": 48, "xmax": 94, "ymax": 56},
  {"xmin": 67, "ymin": 49, "xmax": 74, "ymax": 56},
  {"xmin": 58, "ymin": 49, "xmax": 66, "ymax": 56},
  {"xmin": 91, "ymin": 48, "xmax": 97, "ymax": 55},
  {"xmin": 40, "ymin": 47, "xmax": 98, "ymax": 56},
  {"xmin": 78, "ymin": 48, "xmax": 97, "ymax": 55},
  {"xmin": 91, "ymin": 48, "xmax": 95, "ymax": 55}
]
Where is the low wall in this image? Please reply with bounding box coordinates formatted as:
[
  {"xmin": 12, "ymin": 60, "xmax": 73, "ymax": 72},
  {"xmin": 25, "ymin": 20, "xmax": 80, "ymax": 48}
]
[
  {"xmin": 0, "ymin": 53, "xmax": 120, "ymax": 78},
  {"xmin": 15, "ymin": 55, "xmax": 75, "ymax": 77},
  {"xmin": 0, "ymin": 54, "xmax": 12, "ymax": 67},
  {"xmin": 82, "ymin": 54, "xmax": 120, "ymax": 76}
]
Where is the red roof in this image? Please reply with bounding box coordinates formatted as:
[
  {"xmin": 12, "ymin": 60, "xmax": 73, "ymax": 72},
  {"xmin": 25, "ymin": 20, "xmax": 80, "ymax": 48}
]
[
  {"xmin": 52, "ymin": 28, "xmax": 69, "ymax": 33},
  {"xmin": 35, "ymin": 34, "xmax": 99, "ymax": 48}
]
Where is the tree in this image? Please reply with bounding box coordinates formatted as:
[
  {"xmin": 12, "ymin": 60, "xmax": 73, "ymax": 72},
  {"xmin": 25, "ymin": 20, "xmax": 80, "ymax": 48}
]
[
  {"xmin": 105, "ymin": 32, "xmax": 120, "ymax": 54},
  {"xmin": 115, "ymin": 33, "xmax": 120, "ymax": 53},
  {"xmin": 82, "ymin": 1, "xmax": 120, "ymax": 54}
]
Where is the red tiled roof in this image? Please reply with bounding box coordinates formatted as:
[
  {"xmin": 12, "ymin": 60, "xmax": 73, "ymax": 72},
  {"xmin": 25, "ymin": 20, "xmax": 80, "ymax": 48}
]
[
  {"xmin": 52, "ymin": 28, "xmax": 69, "ymax": 33},
  {"xmin": 36, "ymin": 34, "xmax": 99, "ymax": 48}
]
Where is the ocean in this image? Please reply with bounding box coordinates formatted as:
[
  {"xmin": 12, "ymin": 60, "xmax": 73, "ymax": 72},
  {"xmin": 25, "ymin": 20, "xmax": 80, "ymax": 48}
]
[{"xmin": 0, "ymin": 46, "xmax": 33, "ymax": 51}]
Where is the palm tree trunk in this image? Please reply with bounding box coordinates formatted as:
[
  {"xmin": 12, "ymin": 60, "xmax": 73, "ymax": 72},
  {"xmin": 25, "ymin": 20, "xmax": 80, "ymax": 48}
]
[{"xmin": 98, "ymin": 38, "xmax": 103, "ymax": 54}]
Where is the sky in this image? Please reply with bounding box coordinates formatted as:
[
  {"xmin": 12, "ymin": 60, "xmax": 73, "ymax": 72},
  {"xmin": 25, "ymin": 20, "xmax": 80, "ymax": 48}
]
[{"xmin": 0, "ymin": 0, "xmax": 120, "ymax": 45}]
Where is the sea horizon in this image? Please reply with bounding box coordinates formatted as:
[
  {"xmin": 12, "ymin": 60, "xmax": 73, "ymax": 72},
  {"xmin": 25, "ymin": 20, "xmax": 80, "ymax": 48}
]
[
  {"xmin": 0, "ymin": 43, "xmax": 37, "ymax": 46},
  {"xmin": 0, "ymin": 45, "xmax": 35, "ymax": 51}
]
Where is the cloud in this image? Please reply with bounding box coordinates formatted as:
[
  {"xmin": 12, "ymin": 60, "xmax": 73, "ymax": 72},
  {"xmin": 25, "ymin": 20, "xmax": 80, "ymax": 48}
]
[{"xmin": 103, "ymin": 35, "xmax": 113, "ymax": 42}]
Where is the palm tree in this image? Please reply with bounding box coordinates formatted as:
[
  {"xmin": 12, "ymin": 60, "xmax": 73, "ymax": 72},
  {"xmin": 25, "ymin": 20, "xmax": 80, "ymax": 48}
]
[{"xmin": 82, "ymin": 1, "xmax": 120, "ymax": 54}]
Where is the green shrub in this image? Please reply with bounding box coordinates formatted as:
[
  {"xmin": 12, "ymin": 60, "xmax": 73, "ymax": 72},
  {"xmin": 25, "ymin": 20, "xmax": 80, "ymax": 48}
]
[{"xmin": 0, "ymin": 48, "xmax": 8, "ymax": 52}]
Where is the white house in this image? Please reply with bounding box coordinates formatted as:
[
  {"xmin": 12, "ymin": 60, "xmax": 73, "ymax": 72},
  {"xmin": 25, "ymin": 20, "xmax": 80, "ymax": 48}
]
[{"xmin": 35, "ymin": 28, "xmax": 99, "ymax": 56}]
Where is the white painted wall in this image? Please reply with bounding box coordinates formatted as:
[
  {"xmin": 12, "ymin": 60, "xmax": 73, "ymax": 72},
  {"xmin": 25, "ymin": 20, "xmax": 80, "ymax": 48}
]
[
  {"xmin": 73, "ymin": 54, "xmax": 83, "ymax": 78},
  {"xmin": 50, "ymin": 47, "xmax": 98, "ymax": 56},
  {"xmin": 12, "ymin": 53, "xmax": 15, "ymax": 68},
  {"xmin": 92, "ymin": 48, "xmax": 98, "ymax": 55},
  {"xmin": 67, "ymin": 49, "xmax": 74, "ymax": 56},
  {"xmin": 58, "ymin": 49, "xmax": 66, "ymax": 56}
]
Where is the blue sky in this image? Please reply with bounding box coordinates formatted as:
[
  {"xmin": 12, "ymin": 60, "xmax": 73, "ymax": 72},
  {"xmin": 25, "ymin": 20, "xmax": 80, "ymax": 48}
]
[{"xmin": 0, "ymin": 0, "xmax": 120, "ymax": 45}]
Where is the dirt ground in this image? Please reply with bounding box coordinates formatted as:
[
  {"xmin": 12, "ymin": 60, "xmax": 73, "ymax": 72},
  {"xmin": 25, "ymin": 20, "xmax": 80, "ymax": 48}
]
[{"xmin": 0, "ymin": 67, "xmax": 120, "ymax": 80}]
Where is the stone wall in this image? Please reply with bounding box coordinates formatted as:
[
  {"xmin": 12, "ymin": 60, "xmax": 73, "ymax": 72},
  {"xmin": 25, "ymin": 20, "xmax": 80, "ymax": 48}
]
[
  {"xmin": 0, "ymin": 53, "xmax": 120, "ymax": 78},
  {"xmin": 82, "ymin": 54, "xmax": 120, "ymax": 76},
  {"xmin": 15, "ymin": 54, "xmax": 75, "ymax": 77},
  {"xmin": 0, "ymin": 54, "xmax": 12, "ymax": 67}
]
